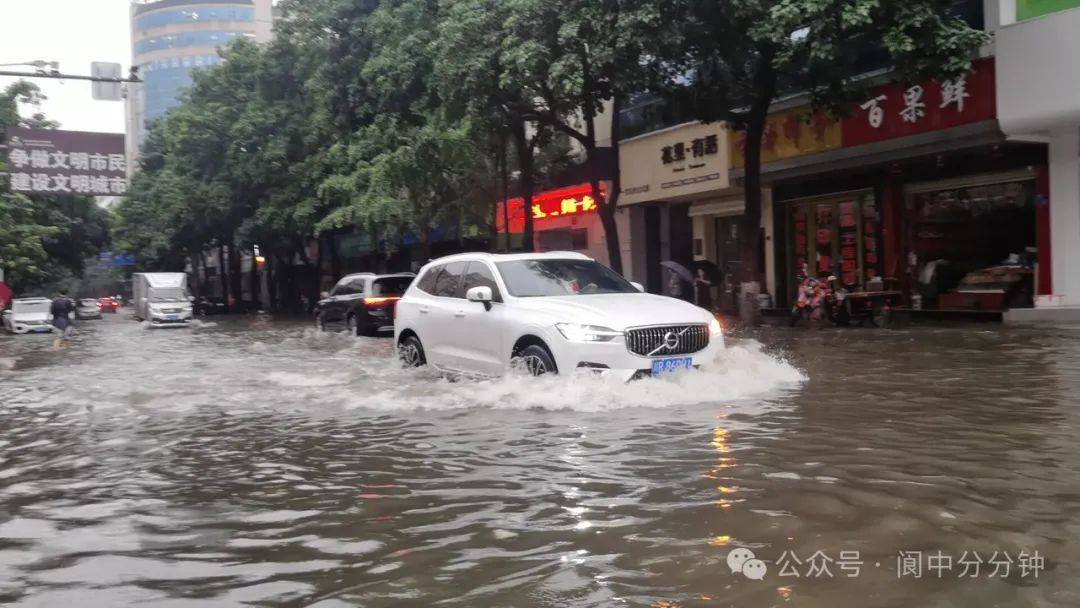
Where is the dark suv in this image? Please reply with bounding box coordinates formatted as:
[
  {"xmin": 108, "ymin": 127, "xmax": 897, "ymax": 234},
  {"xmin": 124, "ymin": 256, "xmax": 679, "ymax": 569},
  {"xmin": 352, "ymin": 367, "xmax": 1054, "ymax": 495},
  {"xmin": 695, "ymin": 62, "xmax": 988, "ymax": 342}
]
[{"xmin": 315, "ymin": 273, "xmax": 415, "ymax": 336}]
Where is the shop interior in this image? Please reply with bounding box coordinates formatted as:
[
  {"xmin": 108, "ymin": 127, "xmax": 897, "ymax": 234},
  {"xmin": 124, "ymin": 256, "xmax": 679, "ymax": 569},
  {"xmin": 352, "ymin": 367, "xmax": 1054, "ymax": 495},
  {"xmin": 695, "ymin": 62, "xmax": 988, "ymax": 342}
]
[{"xmin": 906, "ymin": 175, "xmax": 1037, "ymax": 310}]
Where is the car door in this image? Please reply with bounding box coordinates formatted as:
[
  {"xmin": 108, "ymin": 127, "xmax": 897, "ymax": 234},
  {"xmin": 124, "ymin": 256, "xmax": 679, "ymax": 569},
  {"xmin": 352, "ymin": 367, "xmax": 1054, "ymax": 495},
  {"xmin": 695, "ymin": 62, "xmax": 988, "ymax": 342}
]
[
  {"xmin": 407, "ymin": 264, "xmax": 441, "ymax": 347},
  {"xmin": 341, "ymin": 277, "xmax": 367, "ymax": 322},
  {"xmin": 323, "ymin": 279, "xmax": 351, "ymax": 323},
  {"xmin": 452, "ymin": 261, "xmax": 506, "ymax": 376},
  {"xmin": 425, "ymin": 261, "xmax": 467, "ymax": 369}
]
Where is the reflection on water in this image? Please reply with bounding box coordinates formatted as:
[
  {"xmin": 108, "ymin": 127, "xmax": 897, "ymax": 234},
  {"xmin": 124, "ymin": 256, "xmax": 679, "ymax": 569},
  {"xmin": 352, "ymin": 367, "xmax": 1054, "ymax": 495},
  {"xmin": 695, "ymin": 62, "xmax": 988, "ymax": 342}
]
[{"xmin": 2, "ymin": 316, "xmax": 1080, "ymax": 606}]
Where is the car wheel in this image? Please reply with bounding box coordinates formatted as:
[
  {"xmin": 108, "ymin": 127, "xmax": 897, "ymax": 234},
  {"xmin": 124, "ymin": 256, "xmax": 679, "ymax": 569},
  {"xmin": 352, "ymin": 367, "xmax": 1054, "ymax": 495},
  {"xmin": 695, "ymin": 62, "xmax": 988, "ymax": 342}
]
[
  {"xmin": 512, "ymin": 344, "xmax": 557, "ymax": 376},
  {"xmin": 398, "ymin": 335, "xmax": 426, "ymax": 368},
  {"xmin": 346, "ymin": 314, "xmax": 358, "ymax": 336}
]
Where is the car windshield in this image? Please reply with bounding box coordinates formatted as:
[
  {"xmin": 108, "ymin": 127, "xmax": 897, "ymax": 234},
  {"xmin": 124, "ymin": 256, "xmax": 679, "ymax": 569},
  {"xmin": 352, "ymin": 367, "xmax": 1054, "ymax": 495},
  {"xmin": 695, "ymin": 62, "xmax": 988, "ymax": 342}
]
[
  {"xmin": 372, "ymin": 276, "xmax": 413, "ymax": 296},
  {"xmin": 151, "ymin": 289, "xmax": 187, "ymax": 302},
  {"xmin": 496, "ymin": 259, "xmax": 637, "ymax": 297},
  {"xmin": 13, "ymin": 301, "xmax": 51, "ymax": 314},
  {"xmin": 80, "ymin": 299, "xmax": 97, "ymax": 306}
]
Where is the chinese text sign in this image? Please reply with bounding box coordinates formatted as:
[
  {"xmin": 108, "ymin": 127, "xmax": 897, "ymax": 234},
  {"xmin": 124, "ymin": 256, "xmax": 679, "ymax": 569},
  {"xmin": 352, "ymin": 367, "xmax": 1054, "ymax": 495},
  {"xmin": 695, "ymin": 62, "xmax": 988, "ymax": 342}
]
[{"xmin": 5, "ymin": 127, "xmax": 128, "ymax": 196}]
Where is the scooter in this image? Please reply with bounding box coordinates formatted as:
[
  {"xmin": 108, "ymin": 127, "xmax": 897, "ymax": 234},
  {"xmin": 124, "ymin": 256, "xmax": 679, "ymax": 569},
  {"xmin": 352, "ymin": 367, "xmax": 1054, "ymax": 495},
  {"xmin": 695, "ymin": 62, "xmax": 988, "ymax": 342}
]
[{"xmin": 790, "ymin": 274, "xmax": 849, "ymax": 326}]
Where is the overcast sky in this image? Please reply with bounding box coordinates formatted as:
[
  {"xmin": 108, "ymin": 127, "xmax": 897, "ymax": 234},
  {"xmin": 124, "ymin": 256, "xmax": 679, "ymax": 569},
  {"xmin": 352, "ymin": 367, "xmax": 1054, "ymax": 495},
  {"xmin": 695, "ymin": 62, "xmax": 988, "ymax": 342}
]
[{"xmin": 0, "ymin": 0, "xmax": 130, "ymax": 134}]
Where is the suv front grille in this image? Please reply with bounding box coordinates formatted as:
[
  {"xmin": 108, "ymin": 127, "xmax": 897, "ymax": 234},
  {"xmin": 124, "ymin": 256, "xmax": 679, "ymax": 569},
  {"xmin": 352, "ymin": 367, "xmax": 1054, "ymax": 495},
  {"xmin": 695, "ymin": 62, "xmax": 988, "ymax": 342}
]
[{"xmin": 626, "ymin": 324, "xmax": 709, "ymax": 357}]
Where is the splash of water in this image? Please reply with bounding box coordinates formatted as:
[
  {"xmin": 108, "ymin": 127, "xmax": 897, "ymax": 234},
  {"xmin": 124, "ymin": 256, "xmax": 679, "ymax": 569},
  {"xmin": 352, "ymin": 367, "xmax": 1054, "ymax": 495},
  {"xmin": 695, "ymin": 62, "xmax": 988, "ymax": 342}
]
[{"xmin": 346, "ymin": 339, "xmax": 806, "ymax": 412}]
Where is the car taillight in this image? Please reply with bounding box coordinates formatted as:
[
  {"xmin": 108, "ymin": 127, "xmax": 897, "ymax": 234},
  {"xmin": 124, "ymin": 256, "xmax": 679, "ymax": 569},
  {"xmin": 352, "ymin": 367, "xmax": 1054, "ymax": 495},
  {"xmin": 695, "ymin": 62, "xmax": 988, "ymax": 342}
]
[{"xmin": 363, "ymin": 296, "xmax": 399, "ymax": 309}]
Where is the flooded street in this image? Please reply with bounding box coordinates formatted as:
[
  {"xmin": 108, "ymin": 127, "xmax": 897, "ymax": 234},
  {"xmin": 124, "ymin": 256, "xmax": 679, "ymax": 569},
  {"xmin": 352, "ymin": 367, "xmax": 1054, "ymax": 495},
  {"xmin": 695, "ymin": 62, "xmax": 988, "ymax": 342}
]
[{"xmin": 2, "ymin": 315, "xmax": 1080, "ymax": 607}]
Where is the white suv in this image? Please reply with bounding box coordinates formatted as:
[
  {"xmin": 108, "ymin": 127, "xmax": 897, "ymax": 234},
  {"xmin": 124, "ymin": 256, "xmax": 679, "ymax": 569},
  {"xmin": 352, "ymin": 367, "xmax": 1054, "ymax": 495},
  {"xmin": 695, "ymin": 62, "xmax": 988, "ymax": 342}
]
[{"xmin": 394, "ymin": 252, "xmax": 723, "ymax": 381}]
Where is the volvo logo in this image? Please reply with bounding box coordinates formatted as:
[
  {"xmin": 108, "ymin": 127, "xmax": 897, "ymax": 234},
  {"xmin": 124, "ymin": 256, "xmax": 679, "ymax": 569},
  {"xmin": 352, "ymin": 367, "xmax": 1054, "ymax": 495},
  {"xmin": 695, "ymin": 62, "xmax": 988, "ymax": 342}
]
[
  {"xmin": 662, "ymin": 331, "xmax": 680, "ymax": 350},
  {"xmin": 647, "ymin": 326, "xmax": 692, "ymax": 356}
]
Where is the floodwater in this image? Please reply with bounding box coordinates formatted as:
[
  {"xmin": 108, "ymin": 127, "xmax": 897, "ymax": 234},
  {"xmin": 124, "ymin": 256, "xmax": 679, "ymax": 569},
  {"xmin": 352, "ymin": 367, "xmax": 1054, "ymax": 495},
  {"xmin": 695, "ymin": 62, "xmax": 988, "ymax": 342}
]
[{"xmin": 1, "ymin": 314, "xmax": 1079, "ymax": 607}]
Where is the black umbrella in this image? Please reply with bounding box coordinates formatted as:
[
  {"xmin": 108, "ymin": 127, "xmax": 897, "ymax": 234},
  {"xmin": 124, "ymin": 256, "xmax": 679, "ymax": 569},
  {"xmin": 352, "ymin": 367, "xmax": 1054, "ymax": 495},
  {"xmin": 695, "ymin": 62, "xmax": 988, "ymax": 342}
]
[
  {"xmin": 689, "ymin": 259, "xmax": 723, "ymax": 283},
  {"xmin": 660, "ymin": 261, "xmax": 694, "ymax": 283}
]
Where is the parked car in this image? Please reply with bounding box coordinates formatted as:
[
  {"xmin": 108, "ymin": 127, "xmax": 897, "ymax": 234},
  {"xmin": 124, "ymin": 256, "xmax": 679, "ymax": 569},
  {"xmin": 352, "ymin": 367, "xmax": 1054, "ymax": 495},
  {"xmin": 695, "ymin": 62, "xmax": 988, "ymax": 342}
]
[
  {"xmin": 76, "ymin": 298, "xmax": 102, "ymax": 320},
  {"xmin": 394, "ymin": 252, "xmax": 724, "ymax": 381},
  {"xmin": 193, "ymin": 296, "xmax": 229, "ymax": 316},
  {"xmin": 98, "ymin": 297, "xmax": 120, "ymax": 313},
  {"xmin": 2, "ymin": 297, "xmax": 55, "ymax": 334},
  {"xmin": 315, "ymin": 272, "xmax": 415, "ymax": 336}
]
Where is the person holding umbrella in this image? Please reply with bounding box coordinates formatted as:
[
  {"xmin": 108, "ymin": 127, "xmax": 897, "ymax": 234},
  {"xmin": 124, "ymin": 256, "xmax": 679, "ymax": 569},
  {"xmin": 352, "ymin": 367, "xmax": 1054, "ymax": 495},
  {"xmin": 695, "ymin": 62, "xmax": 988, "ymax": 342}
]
[
  {"xmin": 694, "ymin": 267, "xmax": 714, "ymax": 311},
  {"xmin": 661, "ymin": 261, "xmax": 694, "ymax": 302}
]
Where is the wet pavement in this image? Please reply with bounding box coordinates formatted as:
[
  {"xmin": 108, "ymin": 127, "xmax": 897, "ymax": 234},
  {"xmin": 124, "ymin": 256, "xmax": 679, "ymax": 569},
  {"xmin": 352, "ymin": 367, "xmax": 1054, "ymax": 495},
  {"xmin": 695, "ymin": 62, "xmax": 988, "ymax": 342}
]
[{"xmin": 1, "ymin": 313, "xmax": 1079, "ymax": 607}]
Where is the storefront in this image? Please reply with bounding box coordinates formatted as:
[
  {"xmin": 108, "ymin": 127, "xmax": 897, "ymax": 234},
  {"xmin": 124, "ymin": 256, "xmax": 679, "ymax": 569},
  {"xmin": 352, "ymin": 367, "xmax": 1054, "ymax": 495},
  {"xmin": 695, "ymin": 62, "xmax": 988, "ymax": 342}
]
[
  {"xmin": 785, "ymin": 190, "xmax": 883, "ymax": 292},
  {"xmin": 997, "ymin": 1, "xmax": 1080, "ymax": 319},
  {"xmin": 618, "ymin": 122, "xmax": 732, "ymax": 298},
  {"xmin": 495, "ymin": 183, "xmax": 611, "ymax": 264},
  {"xmin": 753, "ymin": 57, "xmax": 1048, "ymax": 314}
]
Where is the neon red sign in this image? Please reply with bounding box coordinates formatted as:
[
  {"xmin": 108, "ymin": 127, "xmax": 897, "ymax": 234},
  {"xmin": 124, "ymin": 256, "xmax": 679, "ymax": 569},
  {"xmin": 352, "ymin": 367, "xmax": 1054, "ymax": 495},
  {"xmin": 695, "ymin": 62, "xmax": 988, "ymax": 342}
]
[{"xmin": 496, "ymin": 184, "xmax": 603, "ymax": 233}]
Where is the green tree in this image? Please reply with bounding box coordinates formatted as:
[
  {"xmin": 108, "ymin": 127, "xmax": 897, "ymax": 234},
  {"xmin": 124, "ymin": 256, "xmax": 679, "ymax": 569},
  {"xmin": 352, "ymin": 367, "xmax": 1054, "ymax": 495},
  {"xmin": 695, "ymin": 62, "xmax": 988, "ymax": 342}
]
[
  {"xmin": 497, "ymin": 0, "xmax": 665, "ymax": 272},
  {"xmin": 663, "ymin": 0, "xmax": 987, "ymax": 284},
  {"xmin": 1, "ymin": 81, "xmax": 108, "ymax": 294}
]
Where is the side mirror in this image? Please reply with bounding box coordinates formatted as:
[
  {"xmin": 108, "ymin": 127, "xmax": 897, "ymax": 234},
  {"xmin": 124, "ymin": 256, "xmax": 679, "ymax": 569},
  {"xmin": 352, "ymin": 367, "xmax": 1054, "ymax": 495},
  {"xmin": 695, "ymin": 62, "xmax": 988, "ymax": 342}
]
[
  {"xmin": 466, "ymin": 285, "xmax": 493, "ymax": 303},
  {"xmin": 466, "ymin": 286, "xmax": 493, "ymax": 310},
  {"xmin": 320, "ymin": 291, "xmax": 330, "ymax": 299},
  {"xmin": 188, "ymin": 295, "xmax": 195, "ymax": 302},
  {"xmin": 630, "ymin": 281, "xmax": 645, "ymax": 292}
]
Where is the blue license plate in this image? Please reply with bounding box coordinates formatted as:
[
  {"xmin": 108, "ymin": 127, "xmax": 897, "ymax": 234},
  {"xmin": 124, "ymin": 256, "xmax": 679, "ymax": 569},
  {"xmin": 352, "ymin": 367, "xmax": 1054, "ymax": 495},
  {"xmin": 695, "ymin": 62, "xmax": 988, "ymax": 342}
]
[{"xmin": 651, "ymin": 357, "xmax": 693, "ymax": 376}]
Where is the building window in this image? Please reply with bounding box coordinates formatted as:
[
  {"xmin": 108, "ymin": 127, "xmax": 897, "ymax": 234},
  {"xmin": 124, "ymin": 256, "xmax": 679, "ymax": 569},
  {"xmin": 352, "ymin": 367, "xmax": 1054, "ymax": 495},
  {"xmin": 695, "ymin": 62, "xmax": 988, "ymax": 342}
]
[
  {"xmin": 135, "ymin": 31, "xmax": 253, "ymax": 55},
  {"xmin": 135, "ymin": 6, "xmax": 255, "ymax": 33}
]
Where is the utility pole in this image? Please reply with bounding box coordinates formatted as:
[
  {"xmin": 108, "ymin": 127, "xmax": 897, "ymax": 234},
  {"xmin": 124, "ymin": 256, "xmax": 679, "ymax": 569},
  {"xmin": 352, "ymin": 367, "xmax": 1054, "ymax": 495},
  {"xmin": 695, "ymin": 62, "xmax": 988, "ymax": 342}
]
[{"xmin": 0, "ymin": 68, "xmax": 141, "ymax": 84}]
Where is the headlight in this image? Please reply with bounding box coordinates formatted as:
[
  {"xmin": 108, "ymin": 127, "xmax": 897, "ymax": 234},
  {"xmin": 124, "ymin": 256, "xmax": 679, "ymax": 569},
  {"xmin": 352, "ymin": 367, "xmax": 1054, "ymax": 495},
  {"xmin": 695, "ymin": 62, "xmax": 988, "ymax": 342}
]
[
  {"xmin": 555, "ymin": 323, "xmax": 622, "ymax": 342},
  {"xmin": 708, "ymin": 317, "xmax": 723, "ymax": 336}
]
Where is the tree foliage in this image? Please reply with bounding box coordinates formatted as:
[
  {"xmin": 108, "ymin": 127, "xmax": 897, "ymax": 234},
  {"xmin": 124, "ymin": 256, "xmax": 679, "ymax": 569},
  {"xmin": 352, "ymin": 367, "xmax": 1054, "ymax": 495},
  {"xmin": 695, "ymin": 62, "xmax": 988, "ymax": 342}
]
[
  {"xmin": 660, "ymin": 0, "xmax": 988, "ymax": 280},
  {"xmin": 113, "ymin": 0, "xmax": 987, "ymax": 300},
  {"xmin": 0, "ymin": 82, "xmax": 110, "ymax": 295}
]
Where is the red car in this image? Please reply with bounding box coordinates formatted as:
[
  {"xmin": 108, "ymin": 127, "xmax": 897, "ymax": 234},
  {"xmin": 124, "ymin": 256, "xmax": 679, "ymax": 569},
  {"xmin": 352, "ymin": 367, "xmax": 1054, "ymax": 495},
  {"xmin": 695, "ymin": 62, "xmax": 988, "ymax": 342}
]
[{"xmin": 98, "ymin": 297, "xmax": 120, "ymax": 313}]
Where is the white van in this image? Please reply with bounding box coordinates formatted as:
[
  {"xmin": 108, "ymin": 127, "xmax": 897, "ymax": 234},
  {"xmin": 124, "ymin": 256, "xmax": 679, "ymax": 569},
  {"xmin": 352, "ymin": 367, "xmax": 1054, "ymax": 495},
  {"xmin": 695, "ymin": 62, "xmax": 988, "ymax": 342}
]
[{"xmin": 132, "ymin": 273, "xmax": 194, "ymax": 327}]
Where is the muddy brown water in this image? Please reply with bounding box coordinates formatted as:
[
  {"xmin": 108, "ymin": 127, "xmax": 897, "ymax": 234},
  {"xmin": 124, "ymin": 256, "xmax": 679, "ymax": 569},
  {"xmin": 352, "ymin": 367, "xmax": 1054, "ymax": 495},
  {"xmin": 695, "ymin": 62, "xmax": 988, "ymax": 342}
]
[{"xmin": 1, "ymin": 315, "xmax": 1078, "ymax": 607}]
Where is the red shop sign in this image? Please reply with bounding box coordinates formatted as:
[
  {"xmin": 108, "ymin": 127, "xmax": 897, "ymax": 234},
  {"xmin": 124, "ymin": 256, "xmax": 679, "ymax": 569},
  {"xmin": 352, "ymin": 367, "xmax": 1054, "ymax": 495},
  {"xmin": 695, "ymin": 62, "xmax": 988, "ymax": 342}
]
[
  {"xmin": 496, "ymin": 184, "xmax": 603, "ymax": 234},
  {"xmin": 841, "ymin": 57, "xmax": 995, "ymax": 147}
]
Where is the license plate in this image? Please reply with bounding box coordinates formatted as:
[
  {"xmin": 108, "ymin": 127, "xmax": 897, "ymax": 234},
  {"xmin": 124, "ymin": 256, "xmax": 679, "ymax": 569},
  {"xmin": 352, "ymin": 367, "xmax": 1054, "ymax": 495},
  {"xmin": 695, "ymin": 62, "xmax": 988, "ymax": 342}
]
[
  {"xmin": 165, "ymin": 315, "xmax": 179, "ymax": 320},
  {"xmin": 651, "ymin": 357, "xmax": 693, "ymax": 376}
]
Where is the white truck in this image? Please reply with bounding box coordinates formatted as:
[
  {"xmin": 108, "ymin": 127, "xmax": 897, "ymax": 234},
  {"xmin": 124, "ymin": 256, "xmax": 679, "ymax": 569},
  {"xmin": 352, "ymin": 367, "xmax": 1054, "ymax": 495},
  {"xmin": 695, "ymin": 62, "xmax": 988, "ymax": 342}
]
[{"xmin": 132, "ymin": 273, "xmax": 194, "ymax": 327}]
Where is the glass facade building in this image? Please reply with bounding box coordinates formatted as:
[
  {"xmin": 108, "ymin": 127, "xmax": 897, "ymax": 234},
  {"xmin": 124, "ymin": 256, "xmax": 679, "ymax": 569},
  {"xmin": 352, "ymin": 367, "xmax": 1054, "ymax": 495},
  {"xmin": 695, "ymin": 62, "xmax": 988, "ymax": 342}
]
[{"xmin": 126, "ymin": 0, "xmax": 272, "ymax": 168}]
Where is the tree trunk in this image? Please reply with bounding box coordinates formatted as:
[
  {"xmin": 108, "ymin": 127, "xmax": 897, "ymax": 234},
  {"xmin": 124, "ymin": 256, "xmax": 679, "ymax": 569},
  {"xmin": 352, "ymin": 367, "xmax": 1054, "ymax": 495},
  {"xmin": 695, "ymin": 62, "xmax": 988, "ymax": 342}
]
[
  {"xmin": 741, "ymin": 54, "xmax": 778, "ymax": 285},
  {"xmin": 329, "ymin": 233, "xmax": 341, "ymax": 282},
  {"xmin": 249, "ymin": 248, "xmax": 260, "ymax": 311},
  {"xmin": 229, "ymin": 244, "xmax": 242, "ymax": 311},
  {"xmin": 510, "ymin": 119, "xmax": 535, "ymax": 252},
  {"xmin": 489, "ymin": 135, "xmax": 502, "ymax": 248},
  {"xmin": 420, "ymin": 225, "xmax": 432, "ymax": 263},
  {"xmin": 267, "ymin": 254, "xmax": 278, "ymax": 312},
  {"xmin": 742, "ymin": 115, "xmax": 765, "ymax": 283},
  {"xmin": 311, "ymin": 236, "xmax": 323, "ymax": 312},
  {"xmin": 500, "ymin": 130, "xmax": 510, "ymax": 252},
  {"xmin": 600, "ymin": 93, "xmax": 624, "ymax": 274},
  {"xmin": 280, "ymin": 252, "xmax": 297, "ymax": 313},
  {"xmin": 188, "ymin": 253, "xmax": 201, "ymax": 297},
  {"xmin": 217, "ymin": 243, "xmax": 230, "ymax": 311}
]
